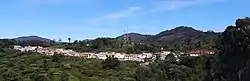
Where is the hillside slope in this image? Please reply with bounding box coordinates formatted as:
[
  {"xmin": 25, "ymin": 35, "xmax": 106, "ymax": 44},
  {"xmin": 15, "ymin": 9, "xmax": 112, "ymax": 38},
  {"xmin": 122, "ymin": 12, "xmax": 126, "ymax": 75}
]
[
  {"xmin": 13, "ymin": 36, "xmax": 52, "ymax": 42},
  {"xmin": 147, "ymin": 26, "xmax": 218, "ymax": 45},
  {"xmin": 117, "ymin": 33, "xmax": 152, "ymax": 41},
  {"xmin": 117, "ymin": 26, "xmax": 219, "ymax": 45}
]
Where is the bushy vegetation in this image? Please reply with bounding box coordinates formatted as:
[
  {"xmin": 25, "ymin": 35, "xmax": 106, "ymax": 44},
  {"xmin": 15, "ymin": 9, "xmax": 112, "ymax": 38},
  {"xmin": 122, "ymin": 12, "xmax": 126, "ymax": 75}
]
[{"xmin": 0, "ymin": 49, "xmax": 139, "ymax": 81}]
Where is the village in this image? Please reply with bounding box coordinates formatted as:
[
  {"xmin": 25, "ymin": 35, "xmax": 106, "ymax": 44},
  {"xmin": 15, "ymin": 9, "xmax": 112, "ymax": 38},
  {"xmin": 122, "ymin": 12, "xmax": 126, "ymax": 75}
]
[{"xmin": 13, "ymin": 45, "xmax": 215, "ymax": 62}]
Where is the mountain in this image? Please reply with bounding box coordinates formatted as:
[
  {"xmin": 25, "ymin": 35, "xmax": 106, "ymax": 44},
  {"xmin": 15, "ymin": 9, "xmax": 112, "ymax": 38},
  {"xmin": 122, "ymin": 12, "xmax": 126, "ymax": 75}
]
[
  {"xmin": 117, "ymin": 26, "xmax": 219, "ymax": 45},
  {"xmin": 147, "ymin": 26, "xmax": 219, "ymax": 44},
  {"xmin": 13, "ymin": 36, "xmax": 53, "ymax": 42},
  {"xmin": 117, "ymin": 33, "xmax": 152, "ymax": 41}
]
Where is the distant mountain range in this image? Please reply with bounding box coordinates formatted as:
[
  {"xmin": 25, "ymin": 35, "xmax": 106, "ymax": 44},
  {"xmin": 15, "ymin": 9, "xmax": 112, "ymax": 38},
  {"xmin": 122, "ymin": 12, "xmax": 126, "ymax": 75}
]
[
  {"xmin": 117, "ymin": 26, "xmax": 219, "ymax": 45},
  {"xmin": 13, "ymin": 36, "xmax": 53, "ymax": 43},
  {"xmin": 10, "ymin": 26, "xmax": 219, "ymax": 45}
]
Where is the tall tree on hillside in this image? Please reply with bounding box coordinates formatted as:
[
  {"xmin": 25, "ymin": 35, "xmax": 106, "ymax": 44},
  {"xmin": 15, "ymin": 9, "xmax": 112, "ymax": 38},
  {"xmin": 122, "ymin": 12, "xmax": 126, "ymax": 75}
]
[
  {"xmin": 68, "ymin": 38, "xmax": 71, "ymax": 43},
  {"xmin": 59, "ymin": 38, "xmax": 62, "ymax": 43},
  {"xmin": 217, "ymin": 17, "xmax": 250, "ymax": 81}
]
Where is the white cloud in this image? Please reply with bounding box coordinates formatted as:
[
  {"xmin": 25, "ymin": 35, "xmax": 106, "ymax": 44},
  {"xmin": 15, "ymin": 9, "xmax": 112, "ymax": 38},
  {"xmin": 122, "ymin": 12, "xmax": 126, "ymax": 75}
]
[{"xmin": 103, "ymin": 6, "xmax": 141, "ymax": 19}]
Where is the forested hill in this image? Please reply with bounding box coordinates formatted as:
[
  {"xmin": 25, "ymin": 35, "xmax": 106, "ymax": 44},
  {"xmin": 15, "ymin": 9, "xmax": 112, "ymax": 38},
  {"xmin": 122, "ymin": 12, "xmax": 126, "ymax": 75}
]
[
  {"xmin": 13, "ymin": 36, "xmax": 53, "ymax": 42},
  {"xmin": 118, "ymin": 26, "xmax": 219, "ymax": 45},
  {"xmin": 147, "ymin": 26, "xmax": 219, "ymax": 45},
  {"xmin": 12, "ymin": 36, "xmax": 54, "ymax": 46},
  {"xmin": 117, "ymin": 33, "xmax": 152, "ymax": 41}
]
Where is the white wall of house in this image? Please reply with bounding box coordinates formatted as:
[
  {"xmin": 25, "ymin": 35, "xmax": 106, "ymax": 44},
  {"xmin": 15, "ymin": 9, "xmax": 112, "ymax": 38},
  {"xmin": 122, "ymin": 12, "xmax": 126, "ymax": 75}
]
[
  {"xmin": 162, "ymin": 51, "xmax": 171, "ymax": 55},
  {"xmin": 96, "ymin": 54, "xmax": 107, "ymax": 60},
  {"xmin": 190, "ymin": 54, "xmax": 199, "ymax": 57},
  {"xmin": 142, "ymin": 53, "xmax": 153, "ymax": 58}
]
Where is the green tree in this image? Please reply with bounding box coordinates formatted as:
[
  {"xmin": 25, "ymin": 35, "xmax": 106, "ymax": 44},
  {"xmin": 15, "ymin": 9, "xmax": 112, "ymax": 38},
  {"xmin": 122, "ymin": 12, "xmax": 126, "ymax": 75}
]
[
  {"xmin": 60, "ymin": 71, "xmax": 69, "ymax": 81},
  {"xmin": 30, "ymin": 72, "xmax": 48, "ymax": 81},
  {"xmin": 165, "ymin": 53, "xmax": 177, "ymax": 63},
  {"xmin": 217, "ymin": 17, "xmax": 250, "ymax": 81},
  {"xmin": 102, "ymin": 56, "xmax": 120, "ymax": 69},
  {"xmin": 52, "ymin": 54, "xmax": 63, "ymax": 62},
  {"xmin": 68, "ymin": 38, "xmax": 71, "ymax": 43}
]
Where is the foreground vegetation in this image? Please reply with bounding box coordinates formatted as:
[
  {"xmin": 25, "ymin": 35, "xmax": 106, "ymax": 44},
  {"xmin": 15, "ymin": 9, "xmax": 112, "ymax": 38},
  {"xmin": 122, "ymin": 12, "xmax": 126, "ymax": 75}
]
[{"xmin": 0, "ymin": 49, "xmax": 139, "ymax": 81}]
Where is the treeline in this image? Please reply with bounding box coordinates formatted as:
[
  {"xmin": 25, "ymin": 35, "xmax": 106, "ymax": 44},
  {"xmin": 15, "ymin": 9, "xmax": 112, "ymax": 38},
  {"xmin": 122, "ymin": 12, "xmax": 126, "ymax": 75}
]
[
  {"xmin": 163, "ymin": 36, "xmax": 217, "ymax": 52},
  {"xmin": 135, "ymin": 54, "xmax": 213, "ymax": 81},
  {"xmin": 0, "ymin": 30, "xmax": 217, "ymax": 53},
  {"xmin": 0, "ymin": 39, "xmax": 55, "ymax": 48},
  {"xmin": 51, "ymin": 36, "xmax": 216, "ymax": 54},
  {"xmin": 0, "ymin": 39, "xmax": 16, "ymax": 48},
  {"xmin": 52, "ymin": 30, "xmax": 217, "ymax": 53},
  {"xmin": 52, "ymin": 38, "xmax": 162, "ymax": 54}
]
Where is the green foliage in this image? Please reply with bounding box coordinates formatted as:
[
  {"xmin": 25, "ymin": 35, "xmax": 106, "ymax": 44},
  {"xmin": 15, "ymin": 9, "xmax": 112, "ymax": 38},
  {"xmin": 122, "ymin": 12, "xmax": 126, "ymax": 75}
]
[
  {"xmin": 102, "ymin": 56, "xmax": 120, "ymax": 69},
  {"xmin": 0, "ymin": 49, "xmax": 138, "ymax": 81},
  {"xmin": 135, "ymin": 57, "xmax": 207, "ymax": 81},
  {"xmin": 60, "ymin": 71, "xmax": 69, "ymax": 81},
  {"xmin": 0, "ymin": 39, "xmax": 17, "ymax": 48},
  {"xmin": 165, "ymin": 53, "xmax": 177, "ymax": 63},
  {"xmin": 49, "ymin": 38, "xmax": 163, "ymax": 53},
  {"xmin": 214, "ymin": 17, "xmax": 250, "ymax": 81},
  {"xmin": 52, "ymin": 54, "xmax": 63, "ymax": 62}
]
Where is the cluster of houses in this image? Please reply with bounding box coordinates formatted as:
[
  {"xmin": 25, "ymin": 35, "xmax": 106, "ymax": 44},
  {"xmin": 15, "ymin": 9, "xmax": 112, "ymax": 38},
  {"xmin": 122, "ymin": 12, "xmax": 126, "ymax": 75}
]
[{"xmin": 13, "ymin": 45, "xmax": 215, "ymax": 62}]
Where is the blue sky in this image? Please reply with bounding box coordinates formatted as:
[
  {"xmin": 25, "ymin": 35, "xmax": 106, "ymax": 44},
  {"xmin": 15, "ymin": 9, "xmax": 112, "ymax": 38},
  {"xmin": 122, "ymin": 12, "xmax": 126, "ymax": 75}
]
[{"xmin": 0, "ymin": 0, "xmax": 249, "ymax": 41}]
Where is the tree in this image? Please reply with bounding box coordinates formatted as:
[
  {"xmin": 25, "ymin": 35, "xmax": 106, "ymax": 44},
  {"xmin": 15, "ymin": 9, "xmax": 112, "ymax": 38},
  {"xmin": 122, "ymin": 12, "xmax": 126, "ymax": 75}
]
[
  {"xmin": 135, "ymin": 60, "xmax": 197, "ymax": 81},
  {"xmin": 59, "ymin": 38, "xmax": 62, "ymax": 43},
  {"xmin": 102, "ymin": 56, "xmax": 120, "ymax": 69},
  {"xmin": 73, "ymin": 40, "xmax": 78, "ymax": 45},
  {"xmin": 60, "ymin": 71, "xmax": 69, "ymax": 81},
  {"xmin": 217, "ymin": 17, "xmax": 250, "ymax": 81},
  {"xmin": 43, "ymin": 59, "xmax": 49, "ymax": 71},
  {"xmin": 135, "ymin": 66, "xmax": 154, "ymax": 81},
  {"xmin": 52, "ymin": 54, "xmax": 63, "ymax": 63},
  {"xmin": 0, "ymin": 48, "xmax": 4, "ymax": 53},
  {"xmin": 165, "ymin": 53, "xmax": 177, "ymax": 63},
  {"xmin": 68, "ymin": 38, "xmax": 71, "ymax": 43},
  {"xmin": 1, "ymin": 70, "xmax": 21, "ymax": 81}
]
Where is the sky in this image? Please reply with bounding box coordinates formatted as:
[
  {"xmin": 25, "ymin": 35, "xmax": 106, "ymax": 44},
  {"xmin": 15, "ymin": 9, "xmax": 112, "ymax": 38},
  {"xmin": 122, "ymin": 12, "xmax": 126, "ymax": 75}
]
[{"xmin": 0, "ymin": 0, "xmax": 249, "ymax": 41}]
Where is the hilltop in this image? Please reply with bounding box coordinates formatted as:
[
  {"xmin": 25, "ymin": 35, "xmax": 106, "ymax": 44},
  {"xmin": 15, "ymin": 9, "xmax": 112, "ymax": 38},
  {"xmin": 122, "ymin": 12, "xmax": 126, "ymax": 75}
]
[
  {"xmin": 117, "ymin": 33, "xmax": 152, "ymax": 41},
  {"xmin": 13, "ymin": 36, "xmax": 53, "ymax": 42},
  {"xmin": 118, "ymin": 26, "xmax": 219, "ymax": 45}
]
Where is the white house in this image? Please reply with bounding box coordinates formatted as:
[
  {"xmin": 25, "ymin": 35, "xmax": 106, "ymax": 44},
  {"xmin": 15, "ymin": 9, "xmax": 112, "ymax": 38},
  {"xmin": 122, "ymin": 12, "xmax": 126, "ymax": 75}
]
[
  {"xmin": 124, "ymin": 54, "xmax": 144, "ymax": 62},
  {"xmin": 95, "ymin": 54, "xmax": 107, "ymax": 60},
  {"xmin": 162, "ymin": 51, "xmax": 171, "ymax": 55},
  {"xmin": 13, "ymin": 45, "xmax": 22, "ymax": 50},
  {"xmin": 114, "ymin": 53, "xmax": 125, "ymax": 60},
  {"xmin": 142, "ymin": 53, "xmax": 153, "ymax": 58}
]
